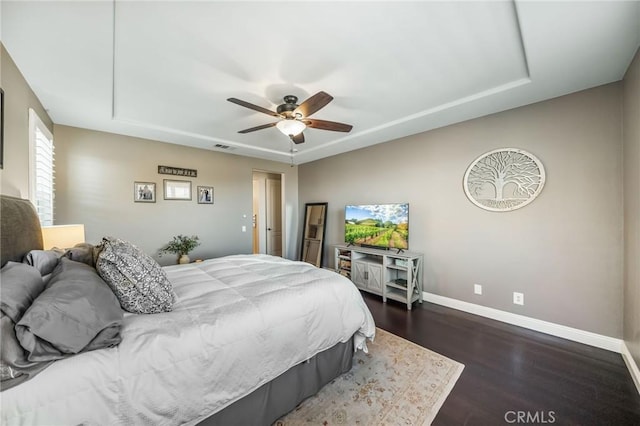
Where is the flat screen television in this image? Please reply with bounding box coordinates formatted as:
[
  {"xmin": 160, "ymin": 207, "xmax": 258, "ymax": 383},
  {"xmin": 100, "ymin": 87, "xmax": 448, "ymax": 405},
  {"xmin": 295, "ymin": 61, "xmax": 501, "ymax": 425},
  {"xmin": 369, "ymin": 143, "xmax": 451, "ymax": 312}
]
[{"xmin": 344, "ymin": 203, "xmax": 409, "ymax": 251}]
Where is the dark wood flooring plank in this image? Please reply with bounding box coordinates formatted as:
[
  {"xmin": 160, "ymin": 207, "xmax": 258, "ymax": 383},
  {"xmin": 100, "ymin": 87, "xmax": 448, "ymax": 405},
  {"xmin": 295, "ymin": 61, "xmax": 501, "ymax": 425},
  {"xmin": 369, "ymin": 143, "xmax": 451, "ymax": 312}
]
[{"xmin": 361, "ymin": 293, "xmax": 640, "ymax": 425}]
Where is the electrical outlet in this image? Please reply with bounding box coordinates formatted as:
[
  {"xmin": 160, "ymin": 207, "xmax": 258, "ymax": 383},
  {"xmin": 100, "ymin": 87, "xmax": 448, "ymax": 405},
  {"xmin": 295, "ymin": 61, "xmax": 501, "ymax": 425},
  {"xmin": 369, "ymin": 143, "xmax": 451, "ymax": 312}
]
[
  {"xmin": 513, "ymin": 292, "xmax": 524, "ymax": 305},
  {"xmin": 474, "ymin": 284, "xmax": 482, "ymax": 295}
]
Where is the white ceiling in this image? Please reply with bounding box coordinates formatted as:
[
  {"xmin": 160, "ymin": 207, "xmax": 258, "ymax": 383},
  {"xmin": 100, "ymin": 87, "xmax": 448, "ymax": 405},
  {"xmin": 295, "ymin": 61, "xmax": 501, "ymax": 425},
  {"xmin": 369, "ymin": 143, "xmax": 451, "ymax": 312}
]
[{"xmin": 2, "ymin": 1, "xmax": 639, "ymax": 165}]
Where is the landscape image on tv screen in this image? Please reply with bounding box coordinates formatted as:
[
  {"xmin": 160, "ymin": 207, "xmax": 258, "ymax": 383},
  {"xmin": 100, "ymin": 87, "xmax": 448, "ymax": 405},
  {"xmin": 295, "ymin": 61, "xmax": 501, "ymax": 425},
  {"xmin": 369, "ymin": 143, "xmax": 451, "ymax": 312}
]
[{"xmin": 345, "ymin": 203, "xmax": 409, "ymax": 250}]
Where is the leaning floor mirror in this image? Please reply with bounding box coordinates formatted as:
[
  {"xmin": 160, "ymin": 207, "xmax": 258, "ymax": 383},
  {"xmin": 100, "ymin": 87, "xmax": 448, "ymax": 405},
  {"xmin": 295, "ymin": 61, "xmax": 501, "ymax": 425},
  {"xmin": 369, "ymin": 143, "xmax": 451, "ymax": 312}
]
[{"xmin": 300, "ymin": 202, "xmax": 328, "ymax": 267}]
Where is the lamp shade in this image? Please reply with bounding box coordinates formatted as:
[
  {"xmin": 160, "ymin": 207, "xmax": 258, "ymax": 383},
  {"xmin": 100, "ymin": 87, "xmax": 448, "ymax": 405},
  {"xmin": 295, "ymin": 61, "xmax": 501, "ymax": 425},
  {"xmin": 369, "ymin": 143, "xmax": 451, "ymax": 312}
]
[
  {"xmin": 41, "ymin": 224, "xmax": 86, "ymax": 250},
  {"xmin": 276, "ymin": 119, "xmax": 306, "ymax": 136}
]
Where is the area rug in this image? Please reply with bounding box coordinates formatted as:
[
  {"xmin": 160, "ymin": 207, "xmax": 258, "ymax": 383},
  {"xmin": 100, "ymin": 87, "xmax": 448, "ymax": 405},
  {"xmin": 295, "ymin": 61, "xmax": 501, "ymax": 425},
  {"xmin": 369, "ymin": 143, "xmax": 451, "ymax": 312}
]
[{"xmin": 275, "ymin": 328, "xmax": 464, "ymax": 425}]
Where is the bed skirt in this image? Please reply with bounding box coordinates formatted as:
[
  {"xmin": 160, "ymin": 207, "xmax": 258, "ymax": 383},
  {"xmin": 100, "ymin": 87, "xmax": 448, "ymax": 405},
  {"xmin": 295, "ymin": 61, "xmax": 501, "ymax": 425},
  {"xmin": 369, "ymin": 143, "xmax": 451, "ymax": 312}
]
[{"xmin": 197, "ymin": 337, "xmax": 355, "ymax": 426}]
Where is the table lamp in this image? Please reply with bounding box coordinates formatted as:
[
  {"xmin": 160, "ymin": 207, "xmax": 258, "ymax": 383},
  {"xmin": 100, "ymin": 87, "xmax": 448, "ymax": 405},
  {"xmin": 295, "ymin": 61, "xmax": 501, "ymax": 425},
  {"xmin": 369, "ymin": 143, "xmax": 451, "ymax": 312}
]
[{"xmin": 41, "ymin": 224, "xmax": 86, "ymax": 250}]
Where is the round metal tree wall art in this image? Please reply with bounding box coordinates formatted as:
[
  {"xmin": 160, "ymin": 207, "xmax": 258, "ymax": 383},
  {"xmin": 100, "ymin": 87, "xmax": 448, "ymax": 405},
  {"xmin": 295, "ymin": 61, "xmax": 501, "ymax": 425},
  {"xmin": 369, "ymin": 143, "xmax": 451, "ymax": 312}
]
[{"xmin": 463, "ymin": 148, "xmax": 546, "ymax": 212}]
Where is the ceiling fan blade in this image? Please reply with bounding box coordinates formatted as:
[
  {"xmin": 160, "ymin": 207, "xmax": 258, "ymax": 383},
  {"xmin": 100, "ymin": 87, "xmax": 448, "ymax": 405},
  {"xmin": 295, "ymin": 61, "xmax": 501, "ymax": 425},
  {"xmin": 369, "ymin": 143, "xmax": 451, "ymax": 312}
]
[
  {"xmin": 238, "ymin": 122, "xmax": 277, "ymax": 134},
  {"xmin": 290, "ymin": 133, "xmax": 305, "ymax": 144},
  {"xmin": 304, "ymin": 119, "xmax": 353, "ymax": 132},
  {"xmin": 227, "ymin": 98, "xmax": 281, "ymax": 117},
  {"xmin": 294, "ymin": 91, "xmax": 333, "ymax": 118}
]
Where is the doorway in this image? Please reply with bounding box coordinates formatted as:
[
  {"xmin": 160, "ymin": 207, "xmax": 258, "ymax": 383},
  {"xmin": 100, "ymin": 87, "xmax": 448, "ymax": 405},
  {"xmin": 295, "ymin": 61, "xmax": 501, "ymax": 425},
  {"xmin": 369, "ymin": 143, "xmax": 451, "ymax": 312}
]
[{"xmin": 252, "ymin": 171, "xmax": 284, "ymax": 257}]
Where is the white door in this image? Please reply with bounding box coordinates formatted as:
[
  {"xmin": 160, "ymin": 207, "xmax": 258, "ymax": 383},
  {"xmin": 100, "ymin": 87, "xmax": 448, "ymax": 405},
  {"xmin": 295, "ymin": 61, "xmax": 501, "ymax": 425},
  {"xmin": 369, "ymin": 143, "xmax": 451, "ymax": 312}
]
[{"xmin": 266, "ymin": 177, "xmax": 282, "ymax": 257}]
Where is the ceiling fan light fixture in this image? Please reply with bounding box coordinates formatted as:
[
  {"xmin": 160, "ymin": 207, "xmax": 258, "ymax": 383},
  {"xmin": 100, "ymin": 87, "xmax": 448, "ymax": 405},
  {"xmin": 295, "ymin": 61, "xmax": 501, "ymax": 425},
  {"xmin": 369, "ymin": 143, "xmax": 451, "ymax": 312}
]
[
  {"xmin": 276, "ymin": 119, "xmax": 306, "ymax": 136},
  {"xmin": 229, "ymin": 92, "xmax": 352, "ymax": 143}
]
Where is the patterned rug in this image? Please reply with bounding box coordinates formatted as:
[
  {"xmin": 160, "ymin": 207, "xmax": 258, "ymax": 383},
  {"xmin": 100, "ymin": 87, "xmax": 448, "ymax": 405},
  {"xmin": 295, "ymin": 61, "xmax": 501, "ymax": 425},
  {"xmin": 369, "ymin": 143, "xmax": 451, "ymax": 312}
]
[{"xmin": 275, "ymin": 328, "xmax": 464, "ymax": 425}]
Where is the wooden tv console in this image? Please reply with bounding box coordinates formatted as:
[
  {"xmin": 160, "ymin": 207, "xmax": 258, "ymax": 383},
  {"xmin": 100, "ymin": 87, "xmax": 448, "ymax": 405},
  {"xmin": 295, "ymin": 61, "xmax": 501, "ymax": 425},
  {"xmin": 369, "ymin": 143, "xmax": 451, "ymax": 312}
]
[{"xmin": 334, "ymin": 244, "xmax": 423, "ymax": 310}]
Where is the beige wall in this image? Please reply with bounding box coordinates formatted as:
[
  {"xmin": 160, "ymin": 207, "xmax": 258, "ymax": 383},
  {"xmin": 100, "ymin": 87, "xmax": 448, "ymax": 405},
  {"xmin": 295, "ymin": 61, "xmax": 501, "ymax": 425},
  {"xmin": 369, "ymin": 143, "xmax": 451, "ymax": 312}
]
[
  {"xmin": 299, "ymin": 83, "xmax": 624, "ymax": 338},
  {"xmin": 54, "ymin": 125, "xmax": 298, "ymax": 265},
  {"xmin": 623, "ymin": 48, "xmax": 640, "ymax": 366},
  {"xmin": 0, "ymin": 44, "xmax": 53, "ymax": 197}
]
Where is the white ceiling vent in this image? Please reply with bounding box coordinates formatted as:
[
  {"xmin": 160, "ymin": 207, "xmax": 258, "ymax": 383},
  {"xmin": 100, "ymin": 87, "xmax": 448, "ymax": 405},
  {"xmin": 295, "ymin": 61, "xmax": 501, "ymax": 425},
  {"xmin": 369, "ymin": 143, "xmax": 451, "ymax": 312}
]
[{"xmin": 214, "ymin": 144, "xmax": 235, "ymax": 150}]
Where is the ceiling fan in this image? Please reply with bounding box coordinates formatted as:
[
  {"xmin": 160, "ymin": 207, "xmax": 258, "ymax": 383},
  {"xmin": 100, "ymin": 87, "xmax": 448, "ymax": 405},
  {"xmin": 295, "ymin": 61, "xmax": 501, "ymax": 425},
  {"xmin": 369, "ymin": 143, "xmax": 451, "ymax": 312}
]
[{"xmin": 227, "ymin": 91, "xmax": 353, "ymax": 144}]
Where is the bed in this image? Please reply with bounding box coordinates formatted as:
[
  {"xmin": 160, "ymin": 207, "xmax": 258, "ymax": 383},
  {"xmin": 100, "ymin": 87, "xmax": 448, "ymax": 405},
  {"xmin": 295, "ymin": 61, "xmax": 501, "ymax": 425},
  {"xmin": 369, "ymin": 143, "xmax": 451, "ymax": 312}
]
[{"xmin": 0, "ymin": 195, "xmax": 376, "ymax": 425}]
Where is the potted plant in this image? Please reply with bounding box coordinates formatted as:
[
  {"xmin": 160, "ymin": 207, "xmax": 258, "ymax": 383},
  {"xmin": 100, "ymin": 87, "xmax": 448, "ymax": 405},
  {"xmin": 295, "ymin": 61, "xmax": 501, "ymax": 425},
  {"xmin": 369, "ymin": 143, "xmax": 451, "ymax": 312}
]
[{"xmin": 159, "ymin": 234, "xmax": 200, "ymax": 264}]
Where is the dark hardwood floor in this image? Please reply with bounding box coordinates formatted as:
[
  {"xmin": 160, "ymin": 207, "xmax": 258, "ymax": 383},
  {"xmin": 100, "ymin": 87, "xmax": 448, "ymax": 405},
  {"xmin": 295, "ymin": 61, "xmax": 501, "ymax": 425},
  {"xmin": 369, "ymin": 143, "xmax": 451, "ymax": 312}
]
[{"xmin": 361, "ymin": 293, "xmax": 640, "ymax": 426}]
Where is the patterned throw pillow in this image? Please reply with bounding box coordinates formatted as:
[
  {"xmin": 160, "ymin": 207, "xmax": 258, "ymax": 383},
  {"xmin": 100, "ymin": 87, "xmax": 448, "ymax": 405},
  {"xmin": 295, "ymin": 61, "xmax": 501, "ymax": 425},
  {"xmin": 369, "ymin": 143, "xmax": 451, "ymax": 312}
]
[{"xmin": 95, "ymin": 237, "xmax": 175, "ymax": 314}]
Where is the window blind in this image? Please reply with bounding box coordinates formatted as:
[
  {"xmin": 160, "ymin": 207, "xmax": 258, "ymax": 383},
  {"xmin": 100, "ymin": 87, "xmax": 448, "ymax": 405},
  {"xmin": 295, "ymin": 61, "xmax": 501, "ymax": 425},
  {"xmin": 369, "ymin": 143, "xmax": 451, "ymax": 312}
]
[{"xmin": 29, "ymin": 109, "xmax": 55, "ymax": 226}]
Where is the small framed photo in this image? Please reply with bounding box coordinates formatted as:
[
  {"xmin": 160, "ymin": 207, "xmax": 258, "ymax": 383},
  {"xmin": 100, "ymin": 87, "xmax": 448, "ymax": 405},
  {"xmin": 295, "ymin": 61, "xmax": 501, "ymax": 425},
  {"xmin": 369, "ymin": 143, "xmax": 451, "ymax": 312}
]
[
  {"xmin": 134, "ymin": 182, "xmax": 156, "ymax": 203},
  {"xmin": 164, "ymin": 179, "xmax": 192, "ymax": 200},
  {"xmin": 197, "ymin": 186, "xmax": 214, "ymax": 204}
]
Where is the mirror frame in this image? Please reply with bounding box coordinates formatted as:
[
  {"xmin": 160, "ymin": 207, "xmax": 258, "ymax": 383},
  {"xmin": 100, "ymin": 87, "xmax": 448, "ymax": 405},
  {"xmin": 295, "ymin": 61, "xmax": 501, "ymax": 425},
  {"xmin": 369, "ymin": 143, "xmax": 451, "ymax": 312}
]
[{"xmin": 300, "ymin": 202, "xmax": 328, "ymax": 267}]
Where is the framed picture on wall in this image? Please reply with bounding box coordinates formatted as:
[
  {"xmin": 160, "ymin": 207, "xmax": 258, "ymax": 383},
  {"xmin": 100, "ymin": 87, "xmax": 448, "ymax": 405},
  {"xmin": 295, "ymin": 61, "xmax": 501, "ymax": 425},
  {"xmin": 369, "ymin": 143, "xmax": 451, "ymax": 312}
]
[
  {"xmin": 134, "ymin": 182, "xmax": 156, "ymax": 203},
  {"xmin": 164, "ymin": 179, "xmax": 192, "ymax": 200},
  {"xmin": 197, "ymin": 186, "xmax": 214, "ymax": 204}
]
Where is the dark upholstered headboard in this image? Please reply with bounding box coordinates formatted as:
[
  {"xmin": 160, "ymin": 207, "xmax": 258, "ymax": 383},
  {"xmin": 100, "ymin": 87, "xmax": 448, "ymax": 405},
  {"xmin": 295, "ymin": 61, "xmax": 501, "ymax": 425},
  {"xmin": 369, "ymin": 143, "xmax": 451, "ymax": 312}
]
[{"xmin": 1, "ymin": 195, "xmax": 43, "ymax": 267}]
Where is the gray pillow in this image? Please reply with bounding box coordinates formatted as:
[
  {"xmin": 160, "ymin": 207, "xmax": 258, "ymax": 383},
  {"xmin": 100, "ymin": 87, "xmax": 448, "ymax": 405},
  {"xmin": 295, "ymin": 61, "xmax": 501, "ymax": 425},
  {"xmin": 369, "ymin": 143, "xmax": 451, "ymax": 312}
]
[
  {"xmin": 64, "ymin": 243, "xmax": 97, "ymax": 267},
  {"xmin": 0, "ymin": 262, "xmax": 46, "ymax": 323},
  {"xmin": 15, "ymin": 258, "xmax": 123, "ymax": 361},
  {"xmin": 1, "ymin": 312, "xmax": 53, "ymax": 391},
  {"xmin": 0, "ymin": 262, "xmax": 52, "ymax": 390},
  {"xmin": 95, "ymin": 237, "xmax": 175, "ymax": 314},
  {"xmin": 22, "ymin": 249, "xmax": 64, "ymax": 276}
]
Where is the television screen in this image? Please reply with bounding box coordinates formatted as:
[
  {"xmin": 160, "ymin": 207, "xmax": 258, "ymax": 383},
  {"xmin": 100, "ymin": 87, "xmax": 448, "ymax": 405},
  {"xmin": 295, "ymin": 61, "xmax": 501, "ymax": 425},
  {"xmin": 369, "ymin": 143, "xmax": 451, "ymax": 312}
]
[{"xmin": 345, "ymin": 203, "xmax": 409, "ymax": 250}]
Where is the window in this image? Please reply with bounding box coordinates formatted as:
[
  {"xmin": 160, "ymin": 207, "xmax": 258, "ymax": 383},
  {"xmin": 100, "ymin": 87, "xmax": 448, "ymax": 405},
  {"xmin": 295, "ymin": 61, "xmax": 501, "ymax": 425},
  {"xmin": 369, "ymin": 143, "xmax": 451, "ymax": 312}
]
[{"xmin": 28, "ymin": 109, "xmax": 54, "ymax": 226}]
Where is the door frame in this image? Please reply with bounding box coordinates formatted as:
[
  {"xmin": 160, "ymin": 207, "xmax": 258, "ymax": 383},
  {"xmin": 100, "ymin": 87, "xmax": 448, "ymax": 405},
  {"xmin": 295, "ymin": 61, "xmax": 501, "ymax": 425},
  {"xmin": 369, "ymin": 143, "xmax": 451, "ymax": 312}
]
[{"xmin": 252, "ymin": 170, "xmax": 286, "ymax": 257}]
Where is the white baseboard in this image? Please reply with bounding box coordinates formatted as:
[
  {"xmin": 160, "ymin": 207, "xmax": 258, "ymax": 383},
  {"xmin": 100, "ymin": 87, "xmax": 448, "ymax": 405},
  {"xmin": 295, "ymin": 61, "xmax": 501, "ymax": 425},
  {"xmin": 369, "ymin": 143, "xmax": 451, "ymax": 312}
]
[
  {"xmin": 422, "ymin": 292, "xmax": 623, "ymax": 353},
  {"xmin": 621, "ymin": 342, "xmax": 640, "ymax": 395}
]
